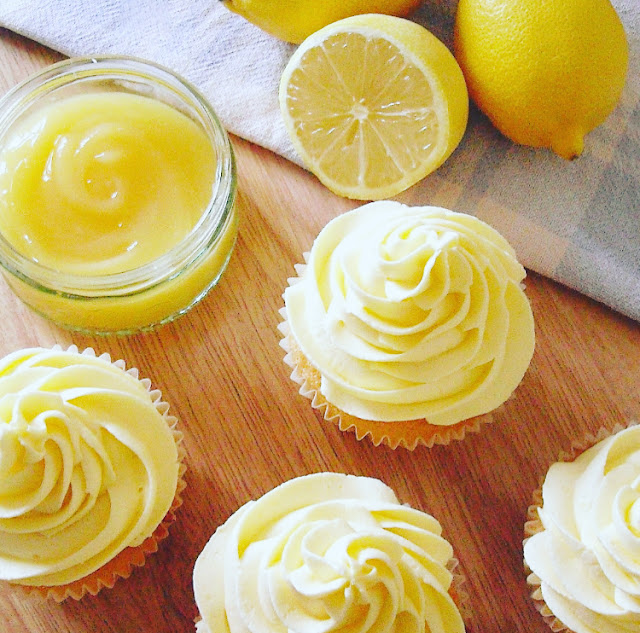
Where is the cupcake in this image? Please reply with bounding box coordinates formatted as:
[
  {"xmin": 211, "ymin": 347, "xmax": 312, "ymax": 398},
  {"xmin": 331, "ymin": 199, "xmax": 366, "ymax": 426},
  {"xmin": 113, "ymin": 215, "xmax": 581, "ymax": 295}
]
[
  {"xmin": 0, "ymin": 345, "xmax": 186, "ymax": 601},
  {"xmin": 279, "ymin": 201, "xmax": 535, "ymax": 449},
  {"xmin": 523, "ymin": 424, "xmax": 640, "ymax": 633},
  {"xmin": 193, "ymin": 472, "xmax": 467, "ymax": 633}
]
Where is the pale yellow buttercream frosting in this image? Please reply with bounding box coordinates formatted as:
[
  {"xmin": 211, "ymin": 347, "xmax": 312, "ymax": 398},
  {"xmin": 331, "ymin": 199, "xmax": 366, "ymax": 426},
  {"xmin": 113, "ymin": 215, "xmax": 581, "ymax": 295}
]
[
  {"xmin": 193, "ymin": 472, "xmax": 465, "ymax": 633},
  {"xmin": 283, "ymin": 201, "xmax": 535, "ymax": 425},
  {"xmin": 524, "ymin": 425, "xmax": 640, "ymax": 633},
  {"xmin": 0, "ymin": 345, "xmax": 180, "ymax": 588}
]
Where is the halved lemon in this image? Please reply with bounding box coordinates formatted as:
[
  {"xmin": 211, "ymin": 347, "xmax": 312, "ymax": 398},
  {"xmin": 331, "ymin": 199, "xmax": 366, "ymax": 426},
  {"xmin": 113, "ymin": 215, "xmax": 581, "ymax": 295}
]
[{"xmin": 279, "ymin": 14, "xmax": 469, "ymax": 200}]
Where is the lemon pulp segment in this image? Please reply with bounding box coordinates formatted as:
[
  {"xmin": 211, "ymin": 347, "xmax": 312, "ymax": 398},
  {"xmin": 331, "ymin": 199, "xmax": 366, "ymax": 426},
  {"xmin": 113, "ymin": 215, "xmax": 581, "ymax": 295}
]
[{"xmin": 286, "ymin": 33, "xmax": 439, "ymax": 194}]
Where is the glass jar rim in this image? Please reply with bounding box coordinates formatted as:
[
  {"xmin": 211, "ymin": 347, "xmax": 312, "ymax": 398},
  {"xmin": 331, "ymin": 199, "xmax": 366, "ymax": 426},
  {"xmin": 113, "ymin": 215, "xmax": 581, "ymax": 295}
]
[{"xmin": 0, "ymin": 55, "xmax": 236, "ymax": 298}]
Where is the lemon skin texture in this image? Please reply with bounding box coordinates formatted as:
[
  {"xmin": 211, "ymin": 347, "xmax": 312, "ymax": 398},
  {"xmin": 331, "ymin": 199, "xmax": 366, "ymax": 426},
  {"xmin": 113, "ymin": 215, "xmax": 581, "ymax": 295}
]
[
  {"xmin": 453, "ymin": 0, "xmax": 629, "ymax": 159},
  {"xmin": 221, "ymin": 0, "xmax": 423, "ymax": 44}
]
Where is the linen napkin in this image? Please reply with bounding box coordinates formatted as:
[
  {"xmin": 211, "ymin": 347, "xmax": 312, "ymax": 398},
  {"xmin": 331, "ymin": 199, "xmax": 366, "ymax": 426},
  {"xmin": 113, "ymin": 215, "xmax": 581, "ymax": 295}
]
[{"xmin": 0, "ymin": 0, "xmax": 638, "ymax": 321}]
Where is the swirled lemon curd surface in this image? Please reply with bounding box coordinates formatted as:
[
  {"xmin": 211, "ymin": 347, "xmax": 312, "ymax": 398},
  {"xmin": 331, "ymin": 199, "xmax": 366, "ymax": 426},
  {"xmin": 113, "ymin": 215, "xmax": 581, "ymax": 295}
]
[
  {"xmin": 0, "ymin": 346, "xmax": 179, "ymax": 587},
  {"xmin": 193, "ymin": 473, "xmax": 465, "ymax": 633},
  {"xmin": 524, "ymin": 426, "xmax": 640, "ymax": 633},
  {"xmin": 0, "ymin": 92, "xmax": 215, "ymax": 275},
  {"xmin": 283, "ymin": 201, "xmax": 535, "ymax": 425}
]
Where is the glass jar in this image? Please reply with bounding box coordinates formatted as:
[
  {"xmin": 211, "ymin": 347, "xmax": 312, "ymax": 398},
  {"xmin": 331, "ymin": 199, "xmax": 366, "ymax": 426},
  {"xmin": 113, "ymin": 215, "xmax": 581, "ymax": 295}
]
[{"xmin": 0, "ymin": 56, "xmax": 238, "ymax": 335}]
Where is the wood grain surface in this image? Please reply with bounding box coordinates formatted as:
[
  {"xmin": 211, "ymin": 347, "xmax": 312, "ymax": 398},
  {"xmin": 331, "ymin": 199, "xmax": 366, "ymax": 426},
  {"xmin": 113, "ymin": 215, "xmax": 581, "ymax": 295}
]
[{"xmin": 0, "ymin": 27, "xmax": 639, "ymax": 633}]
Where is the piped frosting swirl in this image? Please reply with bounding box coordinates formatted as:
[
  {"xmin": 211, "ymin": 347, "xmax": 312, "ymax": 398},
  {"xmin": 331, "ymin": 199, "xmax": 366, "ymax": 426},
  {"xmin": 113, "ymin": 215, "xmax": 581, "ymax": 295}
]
[
  {"xmin": 0, "ymin": 346, "xmax": 179, "ymax": 587},
  {"xmin": 283, "ymin": 202, "xmax": 534, "ymax": 425},
  {"xmin": 524, "ymin": 425, "xmax": 640, "ymax": 633},
  {"xmin": 194, "ymin": 472, "xmax": 465, "ymax": 633}
]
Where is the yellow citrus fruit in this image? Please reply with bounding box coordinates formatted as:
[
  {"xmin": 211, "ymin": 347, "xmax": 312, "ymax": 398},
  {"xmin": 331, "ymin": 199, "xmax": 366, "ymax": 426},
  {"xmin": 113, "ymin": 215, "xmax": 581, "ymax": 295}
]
[
  {"xmin": 279, "ymin": 14, "xmax": 469, "ymax": 201},
  {"xmin": 454, "ymin": 0, "xmax": 629, "ymax": 160},
  {"xmin": 220, "ymin": 0, "xmax": 422, "ymax": 44}
]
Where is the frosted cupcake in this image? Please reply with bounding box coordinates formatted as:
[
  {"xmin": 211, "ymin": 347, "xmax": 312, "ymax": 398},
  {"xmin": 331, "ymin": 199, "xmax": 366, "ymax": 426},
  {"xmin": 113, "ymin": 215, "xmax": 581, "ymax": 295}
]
[
  {"xmin": 280, "ymin": 201, "xmax": 535, "ymax": 449},
  {"xmin": 524, "ymin": 424, "xmax": 640, "ymax": 633},
  {"xmin": 0, "ymin": 345, "xmax": 185, "ymax": 601},
  {"xmin": 193, "ymin": 472, "xmax": 467, "ymax": 633}
]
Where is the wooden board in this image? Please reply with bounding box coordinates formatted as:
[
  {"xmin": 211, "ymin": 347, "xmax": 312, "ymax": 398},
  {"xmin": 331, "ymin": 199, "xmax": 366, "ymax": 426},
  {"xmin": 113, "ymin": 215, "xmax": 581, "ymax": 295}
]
[{"xmin": 0, "ymin": 27, "xmax": 639, "ymax": 633}]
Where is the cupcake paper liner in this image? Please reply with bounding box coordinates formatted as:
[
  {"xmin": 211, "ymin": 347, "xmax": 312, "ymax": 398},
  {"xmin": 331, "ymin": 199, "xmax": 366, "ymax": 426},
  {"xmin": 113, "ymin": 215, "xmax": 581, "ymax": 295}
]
[
  {"xmin": 448, "ymin": 557, "xmax": 472, "ymax": 628},
  {"xmin": 279, "ymin": 316, "xmax": 490, "ymax": 450},
  {"xmin": 14, "ymin": 345, "xmax": 187, "ymax": 602},
  {"xmin": 522, "ymin": 422, "xmax": 636, "ymax": 633}
]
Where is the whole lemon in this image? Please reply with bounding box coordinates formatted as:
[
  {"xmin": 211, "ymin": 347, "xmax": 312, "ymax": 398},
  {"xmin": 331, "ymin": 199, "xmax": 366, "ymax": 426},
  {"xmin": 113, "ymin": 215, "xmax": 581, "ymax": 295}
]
[
  {"xmin": 453, "ymin": 0, "xmax": 629, "ymax": 159},
  {"xmin": 221, "ymin": 0, "xmax": 422, "ymax": 44}
]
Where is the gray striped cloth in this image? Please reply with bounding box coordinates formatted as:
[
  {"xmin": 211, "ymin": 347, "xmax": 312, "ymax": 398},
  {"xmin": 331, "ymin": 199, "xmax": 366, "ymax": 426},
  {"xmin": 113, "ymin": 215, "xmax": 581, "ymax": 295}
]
[{"xmin": 1, "ymin": 0, "xmax": 638, "ymax": 321}]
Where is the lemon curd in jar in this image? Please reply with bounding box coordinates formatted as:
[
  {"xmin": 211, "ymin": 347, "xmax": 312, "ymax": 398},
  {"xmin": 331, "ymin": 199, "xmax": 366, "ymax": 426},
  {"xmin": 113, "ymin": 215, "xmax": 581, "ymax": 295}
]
[
  {"xmin": 0, "ymin": 57, "xmax": 237, "ymax": 334},
  {"xmin": 1, "ymin": 92, "xmax": 213, "ymax": 275}
]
